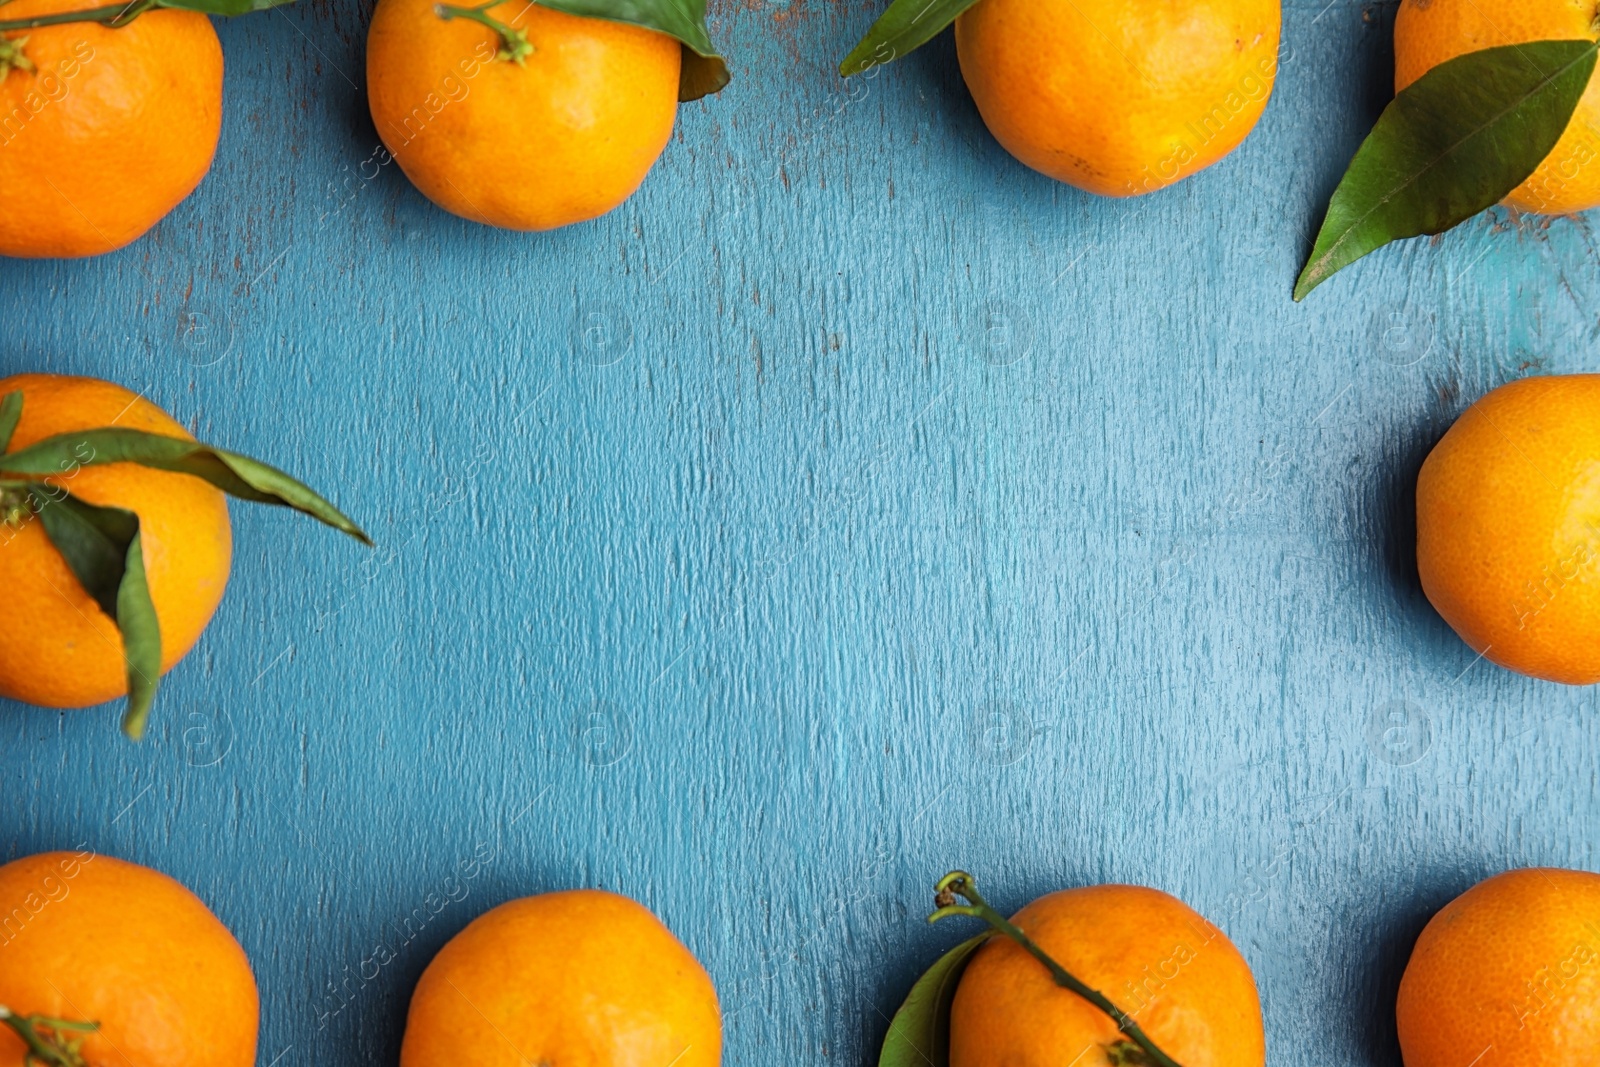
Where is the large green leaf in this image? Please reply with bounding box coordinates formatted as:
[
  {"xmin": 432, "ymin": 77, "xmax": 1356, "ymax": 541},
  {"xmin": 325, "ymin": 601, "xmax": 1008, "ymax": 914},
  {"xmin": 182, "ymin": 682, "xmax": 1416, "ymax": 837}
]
[
  {"xmin": 0, "ymin": 428, "xmax": 371, "ymax": 545},
  {"xmin": 879, "ymin": 934, "xmax": 989, "ymax": 1067},
  {"xmin": 535, "ymin": 0, "xmax": 728, "ymax": 100},
  {"xmin": 28, "ymin": 487, "xmax": 162, "ymax": 740},
  {"xmin": 840, "ymin": 0, "xmax": 979, "ymax": 77},
  {"xmin": 0, "ymin": 392, "xmax": 20, "ymax": 453},
  {"xmin": 1294, "ymin": 39, "xmax": 1597, "ymax": 301}
]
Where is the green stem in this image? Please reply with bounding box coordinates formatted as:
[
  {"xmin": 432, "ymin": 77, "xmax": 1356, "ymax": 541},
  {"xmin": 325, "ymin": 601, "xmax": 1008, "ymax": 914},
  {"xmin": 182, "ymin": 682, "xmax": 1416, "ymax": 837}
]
[
  {"xmin": 0, "ymin": 483, "xmax": 31, "ymax": 528},
  {"xmin": 0, "ymin": 33, "xmax": 31, "ymax": 79},
  {"xmin": 0, "ymin": 1005, "xmax": 98, "ymax": 1067},
  {"xmin": 0, "ymin": 0, "xmax": 155, "ymax": 33},
  {"xmin": 929, "ymin": 871, "xmax": 1187, "ymax": 1067},
  {"xmin": 433, "ymin": 0, "xmax": 530, "ymax": 63}
]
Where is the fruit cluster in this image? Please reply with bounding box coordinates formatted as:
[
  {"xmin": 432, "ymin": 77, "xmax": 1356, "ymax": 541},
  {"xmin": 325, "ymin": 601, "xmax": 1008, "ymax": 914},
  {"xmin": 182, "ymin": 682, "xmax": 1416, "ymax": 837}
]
[
  {"xmin": 4, "ymin": 0, "xmax": 1599, "ymax": 293},
  {"xmin": 0, "ymin": 852, "xmax": 1593, "ymax": 1067}
]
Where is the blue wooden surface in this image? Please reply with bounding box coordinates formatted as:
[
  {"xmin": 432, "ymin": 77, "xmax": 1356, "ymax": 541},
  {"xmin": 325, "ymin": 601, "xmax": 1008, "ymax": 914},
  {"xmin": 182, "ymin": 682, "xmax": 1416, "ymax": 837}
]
[{"xmin": 4, "ymin": 0, "xmax": 1600, "ymax": 1063}]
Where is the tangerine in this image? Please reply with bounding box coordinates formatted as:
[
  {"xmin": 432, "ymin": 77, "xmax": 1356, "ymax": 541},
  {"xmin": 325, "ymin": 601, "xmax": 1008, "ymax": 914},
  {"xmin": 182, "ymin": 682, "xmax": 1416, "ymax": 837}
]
[
  {"xmin": 949, "ymin": 884, "xmax": 1265, "ymax": 1067},
  {"xmin": 0, "ymin": 850, "xmax": 258, "ymax": 1067},
  {"xmin": 366, "ymin": 0, "xmax": 679, "ymax": 230},
  {"xmin": 0, "ymin": 373, "xmax": 231, "ymax": 710},
  {"xmin": 401, "ymin": 889, "xmax": 721, "ymax": 1067},
  {"xmin": 953, "ymin": 0, "xmax": 1281, "ymax": 195},
  {"xmin": 0, "ymin": 0, "xmax": 222, "ymax": 257}
]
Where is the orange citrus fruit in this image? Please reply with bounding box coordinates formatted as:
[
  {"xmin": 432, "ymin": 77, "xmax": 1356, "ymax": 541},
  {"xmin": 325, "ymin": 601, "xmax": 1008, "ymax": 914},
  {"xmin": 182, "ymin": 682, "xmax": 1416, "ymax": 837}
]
[
  {"xmin": 366, "ymin": 0, "xmax": 679, "ymax": 230},
  {"xmin": 0, "ymin": 373, "xmax": 231, "ymax": 709},
  {"xmin": 0, "ymin": 850, "xmax": 258, "ymax": 1067},
  {"xmin": 401, "ymin": 889, "xmax": 721, "ymax": 1067},
  {"xmin": 949, "ymin": 884, "xmax": 1265, "ymax": 1067},
  {"xmin": 1416, "ymin": 374, "xmax": 1600, "ymax": 684},
  {"xmin": 0, "ymin": 0, "xmax": 222, "ymax": 258},
  {"xmin": 953, "ymin": 0, "xmax": 1281, "ymax": 196},
  {"xmin": 1396, "ymin": 867, "xmax": 1600, "ymax": 1067},
  {"xmin": 1395, "ymin": 0, "xmax": 1600, "ymax": 215}
]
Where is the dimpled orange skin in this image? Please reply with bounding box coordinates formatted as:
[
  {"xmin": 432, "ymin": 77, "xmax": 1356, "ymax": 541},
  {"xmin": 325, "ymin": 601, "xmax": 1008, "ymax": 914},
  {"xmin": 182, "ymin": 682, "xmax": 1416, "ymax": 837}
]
[
  {"xmin": 0, "ymin": 0, "xmax": 221, "ymax": 258},
  {"xmin": 1395, "ymin": 0, "xmax": 1600, "ymax": 214},
  {"xmin": 0, "ymin": 851, "xmax": 258, "ymax": 1067},
  {"xmin": 401, "ymin": 889, "xmax": 721, "ymax": 1067},
  {"xmin": 0, "ymin": 374, "xmax": 231, "ymax": 708},
  {"xmin": 366, "ymin": 0, "xmax": 679, "ymax": 231},
  {"xmin": 1416, "ymin": 375, "xmax": 1600, "ymax": 684},
  {"xmin": 953, "ymin": 0, "xmax": 1281, "ymax": 196},
  {"xmin": 950, "ymin": 885, "xmax": 1265, "ymax": 1067},
  {"xmin": 1396, "ymin": 868, "xmax": 1600, "ymax": 1067}
]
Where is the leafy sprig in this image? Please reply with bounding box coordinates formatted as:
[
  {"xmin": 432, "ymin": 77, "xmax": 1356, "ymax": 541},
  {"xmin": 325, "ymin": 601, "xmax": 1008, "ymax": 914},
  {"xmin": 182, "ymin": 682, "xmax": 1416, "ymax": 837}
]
[{"xmin": 1295, "ymin": 39, "xmax": 1598, "ymax": 299}]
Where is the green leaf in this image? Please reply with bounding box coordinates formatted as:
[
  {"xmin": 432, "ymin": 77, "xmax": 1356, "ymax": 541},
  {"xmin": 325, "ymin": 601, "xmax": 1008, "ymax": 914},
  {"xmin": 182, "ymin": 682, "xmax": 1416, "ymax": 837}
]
[
  {"xmin": 840, "ymin": 0, "xmax": 980, "ymax": 77},
  {"xmin": 534, "ymin": 0, "xmax": 729, "ymax": 100},
  {"xmin": 0, "ymin": 392, "xmax": 21, "ymax": 453},
  {"xmin": 28, "ymin": 487, "xmax": 162, "ymax": 740},
  {"xmin": 1294, "ymin": 39, "xmax": 1598, "ymax": 301},
  {"xmin": 879, "ymin": 934, "xmax": 989, "ymax": 1067},
  {"xmin": 0, "ymin": 428, "xmax": 371, "ymax": 546}
]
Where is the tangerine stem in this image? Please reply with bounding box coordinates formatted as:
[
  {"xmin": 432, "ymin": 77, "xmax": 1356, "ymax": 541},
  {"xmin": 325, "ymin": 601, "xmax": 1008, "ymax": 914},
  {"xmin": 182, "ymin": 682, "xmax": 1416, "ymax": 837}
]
[
  {"xmin": 928, "ymin": 871, "xmax": 1186, "ymax": 1067},
  {"xmin": 0, "ymin": 1005, "xmax": 98, "ymax": 1067},
  {"xmin": 0, "ymin": 0, "xmax": 154, "ymax": 33},
  {"xmin": 0, "ymin": 34, "xmax": 31, "ymax": 79},
  {"xmin": 433, "ymin": 0, "xmax": 531, "ymax": 63}
]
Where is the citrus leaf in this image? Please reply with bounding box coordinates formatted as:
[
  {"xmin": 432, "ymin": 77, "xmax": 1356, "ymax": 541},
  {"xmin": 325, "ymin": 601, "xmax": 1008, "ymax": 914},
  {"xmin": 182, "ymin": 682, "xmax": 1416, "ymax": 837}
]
[
  {"xmin": 0, "ymin": 429, "xmax": 371, "ymax": 545},
  {"xmin": 840, "ymin": 0, "xmax": 979, "ymax": 77},
  {"xmin": 534, "ymin": 0, "xmax": 728, "ymax": 100},
  {"xmin": 28, "ymin": 487, "xmax": 161, "ymax": 740},
  {"xmin": 879, "ymin": 934, "xmax": 989, "ymax": 1067},
  {"xmin": 1294, "ymin": 39, "xmax": 1598, "ymax": 301},
  {"xmin": 0, "ymin": 392, "xmax": 20, "ymax": 453}
]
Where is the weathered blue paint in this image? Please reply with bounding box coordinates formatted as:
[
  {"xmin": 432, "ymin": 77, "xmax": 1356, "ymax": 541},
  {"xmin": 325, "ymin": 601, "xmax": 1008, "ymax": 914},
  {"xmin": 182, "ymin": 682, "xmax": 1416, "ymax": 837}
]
[{"xmin": 3, "ymin": 0, "xmax": 1598, "ymax": 1063}]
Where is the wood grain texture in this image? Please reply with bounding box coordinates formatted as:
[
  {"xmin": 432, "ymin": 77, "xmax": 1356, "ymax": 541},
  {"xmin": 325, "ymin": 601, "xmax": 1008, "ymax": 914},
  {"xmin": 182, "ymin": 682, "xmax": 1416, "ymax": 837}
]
[{"xmin": 3, "ymin": 0, "xmax": 1600, "ymax": 1064}]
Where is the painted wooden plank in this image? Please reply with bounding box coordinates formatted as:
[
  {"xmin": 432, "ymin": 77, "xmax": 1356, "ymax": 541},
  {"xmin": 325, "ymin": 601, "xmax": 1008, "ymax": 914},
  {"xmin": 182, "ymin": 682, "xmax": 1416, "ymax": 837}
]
[{"xmin": 3, "ymin": 0, "xmax": 1598, "ymax": 1063}]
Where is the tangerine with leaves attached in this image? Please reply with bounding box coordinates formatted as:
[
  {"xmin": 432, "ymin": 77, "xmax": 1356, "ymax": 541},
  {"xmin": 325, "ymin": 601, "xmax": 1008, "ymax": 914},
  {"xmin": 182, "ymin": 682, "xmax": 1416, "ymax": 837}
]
[
  {"xmin": 0, "ymin": 372, "xmax": 366, "ymax": 738},
  {"xmin": 366, "ymin": 0, "xmax": 681, "ymax": 231},
  {"xmin": 948, "ymin": 882, "xmax": 1265, "ymax": 1067},
  {"xmin": 0, "ymin": 374, "xmax": 232, "ymax": 714}
]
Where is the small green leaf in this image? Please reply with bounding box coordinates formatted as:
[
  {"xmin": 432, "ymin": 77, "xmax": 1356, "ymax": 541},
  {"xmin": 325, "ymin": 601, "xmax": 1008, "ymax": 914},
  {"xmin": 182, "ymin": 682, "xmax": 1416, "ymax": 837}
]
[
  {"xmin": 839, "ymin": 0, "xmax": 980, "ymax": 77},
  {"xmin": 879, "ymin": 934, "xmax": 989, "ymax": 1067},
  {"xmin": 1295, "ymin": 39, "xmax": 1598, "ymax": 301},
  {"xmin": 0, "ymin": 392, "xmax": 21, "ymax": 453},
  {"xmin": 28, "ymin": 487, "xmax": 162, "ymax": 740},
  {"xmin": 0, "ymin": 429, "xmax": 371, "ymax": 545},
  {"xmin": 534, "ymin": 0, "xmax": 728, "ymax": 100}
]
